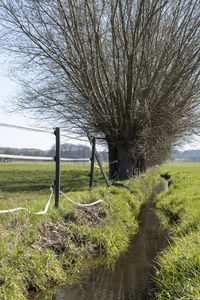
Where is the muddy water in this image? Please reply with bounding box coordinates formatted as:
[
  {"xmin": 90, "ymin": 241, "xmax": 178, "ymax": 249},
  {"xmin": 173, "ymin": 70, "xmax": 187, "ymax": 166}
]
[{"xmin": 53, "ymin": 180, "xmax": 169, "ymax": 300}]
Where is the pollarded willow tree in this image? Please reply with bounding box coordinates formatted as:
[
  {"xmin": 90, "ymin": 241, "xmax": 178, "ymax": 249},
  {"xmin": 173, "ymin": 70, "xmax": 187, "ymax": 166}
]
[{"xmin": 0, "ymin": 0, "xmax": 199, "ymax": 179}]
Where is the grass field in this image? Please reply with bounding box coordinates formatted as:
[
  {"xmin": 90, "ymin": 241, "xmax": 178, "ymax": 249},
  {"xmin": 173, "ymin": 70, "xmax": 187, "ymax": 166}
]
[
  {"xmin": 0, "ymin": 162, "xmax": 104, "ymax": 192},
  {"xmin": 154, "ymin": 163, "xmax": 200, "ymax": 299},
  {"xmin": 0, "ymin": 162, "xmax": 153, "ymax": 299}
]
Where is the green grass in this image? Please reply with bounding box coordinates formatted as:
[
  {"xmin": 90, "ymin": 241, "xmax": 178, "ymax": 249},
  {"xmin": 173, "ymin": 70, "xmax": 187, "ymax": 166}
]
[
  {"xmin": 155, "ymin": 232, "xmax": 200, "ymax": 299},
  {"xmin": 154, "ymin": 163, "xmax": 200, "ymax": 299},
  {"xmin": 0, "ymin": 162, "xmax": 105, "ymax": 212},
  {"xmin": 0, "ymin": 162, "xmax": 154, "ymax": 299},
  {"xmin": 0, "ymin": 162, "xmax": 104, "ymax": 192}
]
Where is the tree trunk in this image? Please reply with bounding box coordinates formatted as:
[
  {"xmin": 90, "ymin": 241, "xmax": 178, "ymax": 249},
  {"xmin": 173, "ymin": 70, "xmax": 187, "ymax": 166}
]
[
  {"xmin": 117, "ymin": 146, "xmax": 134, "ymax": 180},
  {"xmin": 107, "ymin": 140, "xmax": 135, "ymax": 180},
  {"xmin": 139, "ymin": 157, "xmax": 147, "ymax": 173},
  {"xmin": 108, "ymin": 142, "xmax": 118, "ymax": 180}
]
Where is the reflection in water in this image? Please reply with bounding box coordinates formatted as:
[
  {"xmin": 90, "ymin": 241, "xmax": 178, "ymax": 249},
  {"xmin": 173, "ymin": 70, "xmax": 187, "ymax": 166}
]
[{"xmin": 53, "ymin": 181, "xmax": 169, "ymax": 300}]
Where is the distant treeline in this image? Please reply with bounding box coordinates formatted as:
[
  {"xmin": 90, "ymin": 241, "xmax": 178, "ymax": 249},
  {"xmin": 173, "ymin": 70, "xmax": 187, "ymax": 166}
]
[
  {"xmin": 2, "ymin": 146, "xmax": 200, "ymax": 163},
  {"xmin": 0, "ymin": 143, "xmax": 108, "ymax": 161},
  {"xmin": 170, "ymin": 150, "xmax": 200, "ymax": 162}
]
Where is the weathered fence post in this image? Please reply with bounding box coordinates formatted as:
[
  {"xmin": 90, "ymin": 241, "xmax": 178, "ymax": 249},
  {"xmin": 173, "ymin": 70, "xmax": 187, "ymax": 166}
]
[
  {"xmin": 54, "ymin": 127, "xmax": 60, "ymax": 208},
  {"xmin": 87, "ymin": 133, "xmax": 110, "ymax": 187},
  {"xmin": 89, "ymin": 137, "xmax": 96, "ymax": 190}
]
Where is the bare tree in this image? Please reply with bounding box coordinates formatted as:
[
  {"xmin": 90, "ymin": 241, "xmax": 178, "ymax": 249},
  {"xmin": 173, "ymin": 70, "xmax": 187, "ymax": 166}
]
[{"xmin": 0, "ymin": 0, "xmax": 199, "ymax": 179}]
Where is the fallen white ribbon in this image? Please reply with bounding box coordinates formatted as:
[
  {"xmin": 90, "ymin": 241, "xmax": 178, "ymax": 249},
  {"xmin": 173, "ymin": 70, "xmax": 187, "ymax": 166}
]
[
  {"xmin": 0, "ymin": 183, "xmax": 103, "ymax": 214},
  {"xmin": 35, "ymin": 185, "xmax": 54, "ymax": 215},
  {"xmin": 0, "ymin": 183, "xmax": 54, "ymax": 215},
  {"xmin": 0, "ymin": 207, "xmax": 28, "ymax": 213},
  {"xmin": 60, "ymin": 191, "xmax": 103, "ymax": 207}
]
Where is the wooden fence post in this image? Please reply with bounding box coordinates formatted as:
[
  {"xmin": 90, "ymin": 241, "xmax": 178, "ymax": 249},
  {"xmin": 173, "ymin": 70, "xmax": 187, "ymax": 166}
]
[
  {"xmin": 87, "ymin": 133, "xmax": 110, "ymax": 187},
  {"xmin": 54, "ymin": 127, "xmax": 60, "ymax": 208},
  {"xmin": 89, "ymin": 137, "xmax": 96, "ymax": 190}
]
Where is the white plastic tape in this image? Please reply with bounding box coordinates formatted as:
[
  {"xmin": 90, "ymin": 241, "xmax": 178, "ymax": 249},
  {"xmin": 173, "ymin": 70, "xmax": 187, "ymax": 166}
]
[
  {"xmin": 0, "ymin": 207, "xmax": 28, "ymax": 213},
  {"xmin": 35, "ymin": 186, "xmax": 53, "ymax": 215},
  {"xmin": 0, "ymin": 184, "xmax": 102, "ymax": 214},
  {"xmin": 60, "ymin": 191, "xmax": 103, "ymax": 207},
  {"xmin": 0, "ymin": 184, "xmax": 54, "ymax": 215}
]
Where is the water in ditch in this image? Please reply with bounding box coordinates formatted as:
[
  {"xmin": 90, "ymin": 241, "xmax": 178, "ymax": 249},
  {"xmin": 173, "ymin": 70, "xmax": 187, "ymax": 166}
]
[{"xmin": 52, "ymin": 180, "xmax": 169, "ymax": 300}]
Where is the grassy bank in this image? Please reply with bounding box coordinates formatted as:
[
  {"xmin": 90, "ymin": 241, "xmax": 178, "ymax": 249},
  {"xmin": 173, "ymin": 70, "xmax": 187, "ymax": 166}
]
[
  {"xmin": 0, "ymin": 162, "xmax": 154, "ymax": 299},
  {"xmin": 154, "ymin": 163, "xmax": 200, "ymax": 299}
]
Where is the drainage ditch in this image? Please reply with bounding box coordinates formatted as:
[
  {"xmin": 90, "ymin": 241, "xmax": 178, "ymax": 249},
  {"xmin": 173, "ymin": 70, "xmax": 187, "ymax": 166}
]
[{"xmin": 52, "ymin": 180, "xmax": 169, "ymax": 300}]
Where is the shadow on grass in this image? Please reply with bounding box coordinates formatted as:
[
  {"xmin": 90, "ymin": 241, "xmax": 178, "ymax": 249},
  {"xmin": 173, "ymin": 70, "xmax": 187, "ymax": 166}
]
[
  {"xmin": 60, "ymin": 169, "xmax": 106, "ymax": 192},
  {"xmin": 0, "ymin": 168, "xmax": 107, "ymax": 193}
]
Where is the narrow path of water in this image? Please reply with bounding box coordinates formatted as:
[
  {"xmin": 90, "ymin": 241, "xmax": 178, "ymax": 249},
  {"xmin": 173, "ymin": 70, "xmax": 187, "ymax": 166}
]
[{"xmin": 53, "ymin": 180, "xmax": 169, "ymax": 300}]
